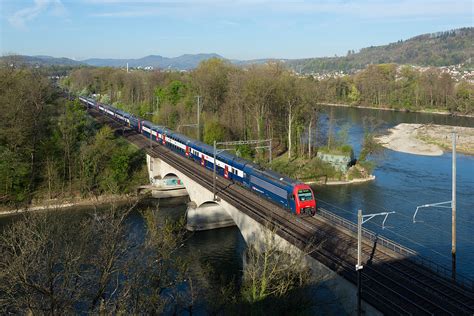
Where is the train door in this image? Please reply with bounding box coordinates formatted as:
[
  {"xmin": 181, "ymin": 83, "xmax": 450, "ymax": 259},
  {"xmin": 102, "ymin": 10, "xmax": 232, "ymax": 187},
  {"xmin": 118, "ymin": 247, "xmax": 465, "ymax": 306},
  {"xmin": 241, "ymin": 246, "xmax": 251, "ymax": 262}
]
[
  {"xmin": 138, "ymin": 121, "xmax": 141, "ymax": 133},
  {"xmin": 288, "ymin": 193, "xmax": 297, "ymax": 214},
  {"xmin": 162, "ymin": 134, "xmax": 166, "ymax": 145},
  {"xmin": 224, "ymin": 165, "xmax": 229, "ymax": 179},
  {"xmin": 185, "ymin": 146, "xmax": 190, "ymax": 157},
  {"xmin": 201, "ymin": 155, "xmax": 205, "ymax": 167}
]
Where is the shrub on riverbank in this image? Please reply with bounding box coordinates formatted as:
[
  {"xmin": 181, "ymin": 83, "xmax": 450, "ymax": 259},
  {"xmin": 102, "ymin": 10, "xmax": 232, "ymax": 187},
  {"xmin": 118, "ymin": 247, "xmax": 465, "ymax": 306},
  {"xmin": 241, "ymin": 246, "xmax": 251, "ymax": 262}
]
[
  {"xmin": 269, "ymin": 149, "xmax": 375, "ymax": 183},
  {"xmin": 269, "ymin": 155, "xmax": 343, "ymax": 182}
]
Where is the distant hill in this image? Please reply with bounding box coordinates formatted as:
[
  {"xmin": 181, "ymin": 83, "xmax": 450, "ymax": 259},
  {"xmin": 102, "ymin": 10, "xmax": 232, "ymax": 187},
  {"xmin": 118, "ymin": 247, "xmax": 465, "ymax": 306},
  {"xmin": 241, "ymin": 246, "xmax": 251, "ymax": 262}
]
[
  {"xmin": 0, "ymin": 55, "xmax": 85, "ymax": 67},
  {"xmin": 288, "ymin": 27, "xmax": 473, "ymax": 73},
  {"xmin": 2, "ymin": 27, "xmax": 471, "ymax": 72},
  {"xmin": 82, "ymin": 53, "xmax": 224, "ymax": 70}
]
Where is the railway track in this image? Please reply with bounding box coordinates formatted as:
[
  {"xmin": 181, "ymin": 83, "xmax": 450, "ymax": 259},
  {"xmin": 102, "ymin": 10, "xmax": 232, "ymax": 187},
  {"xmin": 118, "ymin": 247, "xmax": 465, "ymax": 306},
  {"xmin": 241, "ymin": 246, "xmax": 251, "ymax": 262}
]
[
  {"xmin": 89, "ymin": 109, "xmax": 474, "ymax": 315},
  {"xmin": 305, "ymin": 215, "xmax": 474, "ymax": 314}
]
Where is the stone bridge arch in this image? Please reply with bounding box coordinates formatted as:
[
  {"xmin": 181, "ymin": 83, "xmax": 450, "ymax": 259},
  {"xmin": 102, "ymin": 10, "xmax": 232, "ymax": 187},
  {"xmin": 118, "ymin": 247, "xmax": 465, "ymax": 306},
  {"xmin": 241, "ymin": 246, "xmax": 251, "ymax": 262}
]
[
  {"xmin": 147, "ymin": 154, "xmax": 292, "ymax": 245},
  {"xmin": 147, "ymin": 155, "xmax": 236, "ymax": 231},
  {"xmin": 162, "ymin": 172, "xmax": 179, "ymax": 179},
  {"xmin": 186, "ymin": 200, "xmax": 235, "ymax": 231}
]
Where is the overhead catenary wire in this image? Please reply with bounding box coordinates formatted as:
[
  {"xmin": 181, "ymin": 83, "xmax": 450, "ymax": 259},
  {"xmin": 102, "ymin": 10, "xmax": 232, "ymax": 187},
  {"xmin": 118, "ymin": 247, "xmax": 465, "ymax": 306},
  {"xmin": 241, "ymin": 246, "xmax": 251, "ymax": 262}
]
[
  {"xmin": 317, "ymin": 198, "xmax": 469, "ymax": 260},
  {"xmin": 318, "ymin": 189, "xmax": 474, "ymax": 246},
  {"xmin": 350, "ymin": 183, "xmax": 474, "ymax": 226},
  {"xmin": 361, "ymin": 184, "xmax": 473, "ymax": 213}
]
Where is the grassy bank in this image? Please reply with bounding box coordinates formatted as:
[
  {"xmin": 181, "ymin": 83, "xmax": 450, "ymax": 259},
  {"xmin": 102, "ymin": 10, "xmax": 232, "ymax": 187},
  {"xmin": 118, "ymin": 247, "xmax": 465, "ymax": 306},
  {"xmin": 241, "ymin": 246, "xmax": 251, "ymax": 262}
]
[
  {"xmin": 269, "ymin": 155, "xmax": 341, "ymax": 182},
  {"xmin": 269, "ymin": 154, "xmax": 375, "ymax": 184}
]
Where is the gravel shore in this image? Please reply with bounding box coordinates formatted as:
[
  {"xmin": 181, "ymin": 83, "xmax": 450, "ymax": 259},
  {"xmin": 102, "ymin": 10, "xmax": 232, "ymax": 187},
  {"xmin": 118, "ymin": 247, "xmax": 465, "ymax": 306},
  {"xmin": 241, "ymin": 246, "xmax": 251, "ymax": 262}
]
[{"xmin": 376, "ymin": 123, "xmax": 474, "ymax": 156}]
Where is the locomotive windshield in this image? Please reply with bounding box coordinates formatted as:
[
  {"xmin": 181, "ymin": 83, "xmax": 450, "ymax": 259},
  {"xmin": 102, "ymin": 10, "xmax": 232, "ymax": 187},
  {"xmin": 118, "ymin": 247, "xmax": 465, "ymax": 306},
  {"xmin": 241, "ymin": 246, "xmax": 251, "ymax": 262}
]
[{"xmin": 297, "ymin": 189, "xmax": 313, "ymax": 201}]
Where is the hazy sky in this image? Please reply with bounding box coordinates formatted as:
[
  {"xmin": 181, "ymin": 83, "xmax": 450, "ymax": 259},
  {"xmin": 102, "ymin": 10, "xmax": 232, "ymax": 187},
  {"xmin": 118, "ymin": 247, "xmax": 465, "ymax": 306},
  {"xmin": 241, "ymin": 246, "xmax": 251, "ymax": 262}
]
[{"xmin": 0, "ymin": 0, "xmax": 472, "ymax": 60}]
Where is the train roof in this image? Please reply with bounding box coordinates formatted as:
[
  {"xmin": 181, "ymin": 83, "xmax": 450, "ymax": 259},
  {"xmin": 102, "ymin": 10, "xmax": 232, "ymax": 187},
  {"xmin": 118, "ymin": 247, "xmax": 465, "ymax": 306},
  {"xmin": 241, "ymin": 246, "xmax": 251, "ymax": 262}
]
[
  {"xmin": 217, "ymin": 150, "xmax": 249, "ymax": 169},
  {"xmin": 193, "ymin": 140, "xmax": 214, "ymax": 156},
  {"xmin": 261, "ymin": 169, "xmax": 299, "ymax": 186},
  {"xmin": 114, "ymin": 108, "xmax": 127, "ymax": 116},
  {"xmin": 85, "ymin": 96, "xmax": 302, "ymax": 189},
  {"xmin": 172, "ymin": 131, "xmax": 194, "ymax": 144},
  {"xmin": 150, "ymin": 124, "xmax": 165, "ymax": 132}
]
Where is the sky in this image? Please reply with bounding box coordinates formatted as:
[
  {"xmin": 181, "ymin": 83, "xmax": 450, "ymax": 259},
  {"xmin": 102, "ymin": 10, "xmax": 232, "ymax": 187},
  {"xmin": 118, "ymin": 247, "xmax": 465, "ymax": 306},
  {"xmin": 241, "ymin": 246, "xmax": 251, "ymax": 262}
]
[{"xmin": 0, "ymin": 0, "xmax": 472, "ymax": 60}]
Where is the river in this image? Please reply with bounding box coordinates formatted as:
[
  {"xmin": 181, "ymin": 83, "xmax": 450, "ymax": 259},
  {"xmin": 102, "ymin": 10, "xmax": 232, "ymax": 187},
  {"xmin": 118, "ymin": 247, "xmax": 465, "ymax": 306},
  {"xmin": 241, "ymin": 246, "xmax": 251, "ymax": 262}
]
[{"xmin": 314, "ymin": 106, "xmax": 474, "ymax": 279}]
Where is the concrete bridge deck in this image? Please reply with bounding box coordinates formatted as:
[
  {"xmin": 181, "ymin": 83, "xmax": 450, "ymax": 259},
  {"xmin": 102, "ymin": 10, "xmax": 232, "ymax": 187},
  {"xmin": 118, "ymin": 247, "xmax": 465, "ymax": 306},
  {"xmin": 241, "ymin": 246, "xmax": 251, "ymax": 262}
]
[{"xmin": 88, "ymin": 108, "xmax": 474, "ymax": 315}]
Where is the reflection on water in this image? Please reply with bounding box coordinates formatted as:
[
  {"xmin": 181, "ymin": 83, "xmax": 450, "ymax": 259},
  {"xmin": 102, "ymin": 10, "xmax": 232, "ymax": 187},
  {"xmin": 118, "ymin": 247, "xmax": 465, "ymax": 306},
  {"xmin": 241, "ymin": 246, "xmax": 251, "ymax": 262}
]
[
  {"xmin": 315, "ymin": 106, "xmax": 474, "ymax": 278},
  {"xmin": 113, "ymin": 200, "xmax": 246, "ymax": 298}
]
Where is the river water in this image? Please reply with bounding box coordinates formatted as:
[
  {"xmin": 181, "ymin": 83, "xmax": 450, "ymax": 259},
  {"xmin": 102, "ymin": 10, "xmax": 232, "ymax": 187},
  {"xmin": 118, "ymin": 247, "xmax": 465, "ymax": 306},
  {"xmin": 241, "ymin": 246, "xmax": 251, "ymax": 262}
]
[{"xmin": 314, "ymin": 106, "xmax": 474, "ymax": 279}]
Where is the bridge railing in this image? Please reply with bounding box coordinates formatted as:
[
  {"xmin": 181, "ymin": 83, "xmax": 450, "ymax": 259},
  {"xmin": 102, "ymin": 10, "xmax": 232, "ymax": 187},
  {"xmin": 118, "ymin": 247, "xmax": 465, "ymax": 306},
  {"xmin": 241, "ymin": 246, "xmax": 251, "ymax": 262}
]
[{"xmin": 317, "ymin": 207, "xmax": 474, "ymax": 291}]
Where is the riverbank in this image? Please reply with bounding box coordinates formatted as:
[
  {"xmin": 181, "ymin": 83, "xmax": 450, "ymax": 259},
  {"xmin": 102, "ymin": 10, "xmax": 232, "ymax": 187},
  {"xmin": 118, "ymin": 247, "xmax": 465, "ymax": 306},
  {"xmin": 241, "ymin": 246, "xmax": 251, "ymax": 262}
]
[
  {"xmin": 306, "ymin": 175, "xmax": 376, "ymax": 186},
  {"xmin": 320, "ymin": 102, "xmax": 474, "ymax": 118},
  {"xmin": 375, "ymin": 123, "xmax": 474, "ymax": 156},
  {"xmin": 0, "ymin": 194, "xmax": 139, "ymax": 217}
]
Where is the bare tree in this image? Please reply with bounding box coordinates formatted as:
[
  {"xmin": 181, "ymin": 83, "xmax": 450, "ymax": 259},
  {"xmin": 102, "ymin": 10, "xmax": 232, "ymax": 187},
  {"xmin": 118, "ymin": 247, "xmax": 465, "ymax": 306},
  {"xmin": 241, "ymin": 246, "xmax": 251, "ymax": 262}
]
[
  {"xmin": 0, "ymin": 201, "xmax": 191, "ymax": 315},
  {"xmin": 240, "ymin": 223, "xmax": 322, "ymax": 314}
]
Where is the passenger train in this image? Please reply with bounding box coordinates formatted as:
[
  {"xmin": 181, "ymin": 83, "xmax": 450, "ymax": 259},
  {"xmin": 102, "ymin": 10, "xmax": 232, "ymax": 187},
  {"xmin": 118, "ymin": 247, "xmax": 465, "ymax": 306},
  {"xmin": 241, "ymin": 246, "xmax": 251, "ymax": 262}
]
[{"xmin": 78, "ymin": 96, "xmax": 316, "ymax": 215}]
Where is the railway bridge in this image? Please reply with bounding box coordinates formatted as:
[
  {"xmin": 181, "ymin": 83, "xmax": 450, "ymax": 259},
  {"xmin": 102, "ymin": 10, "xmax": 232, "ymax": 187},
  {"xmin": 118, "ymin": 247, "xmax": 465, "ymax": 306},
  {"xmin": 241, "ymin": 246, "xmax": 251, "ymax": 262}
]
[{"xmin": 88, "ymin": 107, "xmax": 474, "ymax": 316}]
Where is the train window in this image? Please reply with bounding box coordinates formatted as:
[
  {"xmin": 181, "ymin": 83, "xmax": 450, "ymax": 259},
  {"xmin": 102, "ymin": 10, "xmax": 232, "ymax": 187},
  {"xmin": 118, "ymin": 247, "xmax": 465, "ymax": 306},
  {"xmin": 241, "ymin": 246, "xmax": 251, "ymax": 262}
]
[{"xmin": 297, "ymin": 189, "xmax": 313, "ymax": 201}]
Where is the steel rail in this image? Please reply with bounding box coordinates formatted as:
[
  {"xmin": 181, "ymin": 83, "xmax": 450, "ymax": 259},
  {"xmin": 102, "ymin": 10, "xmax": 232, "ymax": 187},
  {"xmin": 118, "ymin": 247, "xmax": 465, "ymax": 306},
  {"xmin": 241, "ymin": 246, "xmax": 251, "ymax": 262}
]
[{"xmin": 304, "ymin": 215, "xmax": 474, "ymax": 314}]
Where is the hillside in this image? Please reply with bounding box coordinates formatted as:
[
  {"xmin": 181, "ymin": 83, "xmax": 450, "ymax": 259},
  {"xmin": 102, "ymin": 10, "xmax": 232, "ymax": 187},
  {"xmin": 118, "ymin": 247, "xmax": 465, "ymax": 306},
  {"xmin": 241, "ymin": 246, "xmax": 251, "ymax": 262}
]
[
  {"xmin": 288, "ymin": 27, "xmax": 473, "ymax": 73},
  {"xmin": 0, "ymin": 55, "xmax": 85, "ymax": 67},
  {"xmin": 2, "ymin": 27, "xmax": 471, "ymax": 72},
  {"xmin": 82, "ymin": 53, "xmax": 224, "ymax": 70}
]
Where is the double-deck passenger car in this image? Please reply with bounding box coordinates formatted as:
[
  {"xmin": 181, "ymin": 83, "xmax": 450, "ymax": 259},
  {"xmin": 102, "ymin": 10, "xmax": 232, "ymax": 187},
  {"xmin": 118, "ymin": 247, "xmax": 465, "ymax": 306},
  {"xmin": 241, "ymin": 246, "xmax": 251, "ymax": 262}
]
[{"xmin": 79, "ymin": 97, "xmax": 316, "ymax": 215}]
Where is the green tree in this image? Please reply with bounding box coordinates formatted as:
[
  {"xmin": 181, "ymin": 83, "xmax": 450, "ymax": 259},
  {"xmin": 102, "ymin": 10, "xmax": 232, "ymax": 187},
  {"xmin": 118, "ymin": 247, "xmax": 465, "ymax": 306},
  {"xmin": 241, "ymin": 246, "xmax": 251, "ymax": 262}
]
[
  {"xmin": 0, "ymin": 66, "xmax": 53, "ymax": 205},
  {"xmin": 192, "ymin": 58, "xmax": 232, "ymax": 113},
  {"xmin": 78, "ymin": 127, "xmax": 115, "ymax": 195},
  {"xmin": 454, "ymin": 81, "xmax": 473, "ymax": 113},
  {"xmin": 348, "ymin": 84, "xmax": 361, "ymax": 104},
  {"xmin": 57, "ymin": 100, "xmax": 88, "ymax": 192},
  {"xmin": 203, "ymin": 119, "xmax": 228, "ymax": 144}
]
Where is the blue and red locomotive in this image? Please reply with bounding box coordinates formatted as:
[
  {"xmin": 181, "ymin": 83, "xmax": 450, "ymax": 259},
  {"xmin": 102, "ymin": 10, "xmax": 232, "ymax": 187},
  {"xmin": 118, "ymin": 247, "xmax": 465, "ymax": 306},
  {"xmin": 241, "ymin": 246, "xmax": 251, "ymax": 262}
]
[{"xmin": 79, "ymin": 96, "xmax": 316, "ymax": 215}]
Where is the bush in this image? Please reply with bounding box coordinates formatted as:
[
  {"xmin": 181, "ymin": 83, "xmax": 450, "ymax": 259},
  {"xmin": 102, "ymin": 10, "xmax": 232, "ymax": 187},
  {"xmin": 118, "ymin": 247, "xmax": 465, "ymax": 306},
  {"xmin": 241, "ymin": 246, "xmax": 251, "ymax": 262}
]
[
  {"xmin": 318, "ymin": 144, "xmax": 354, "ymax": 156},
  {"xmin": 203, "ymin": 120, "xmax": 228, "ymax": 145},
  {"xmin": 236, "ymin": 144, "xmax": 254, "ymax": 160},
  {"xmin": 359, "ymin": 132, "xmax": 382, "ymax": 161},
  {"xmin": 269, "ymin": 155, "xmax": 340, "ymax": 181},
  {"xmin": 357, "ymin": 160, "xmax": 375, "ymax": 175}
]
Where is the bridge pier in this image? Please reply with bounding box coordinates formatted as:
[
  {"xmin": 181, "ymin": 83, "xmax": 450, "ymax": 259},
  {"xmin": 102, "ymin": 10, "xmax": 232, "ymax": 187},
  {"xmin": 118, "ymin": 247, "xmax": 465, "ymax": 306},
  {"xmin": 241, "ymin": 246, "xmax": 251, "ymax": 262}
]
[
  {"xmin": 147, "ymin": 154, "xmax": 236, "ymax": 231},
  {"xmin": 186, "ymin": 201, "xmax": 236, "ymax": 231}
]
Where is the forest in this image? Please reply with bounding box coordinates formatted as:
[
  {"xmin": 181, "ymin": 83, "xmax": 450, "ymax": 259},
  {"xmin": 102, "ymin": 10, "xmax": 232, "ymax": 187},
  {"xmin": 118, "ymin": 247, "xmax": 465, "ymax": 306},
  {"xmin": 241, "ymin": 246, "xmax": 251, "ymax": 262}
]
[
  {"xmin": 63, "ymin": 59, "xmax": 473, "ymax": 158},
  {"xmin": 289, "ymin": 28, "xmax": 474, "ymax": 73},
  {"xmin": 0, "ymin": 65, "xmax": 146, "ymax": 206},
  {"xmin": 2, "ymin": 58, "xmax": 472, "ymax": 204}
]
